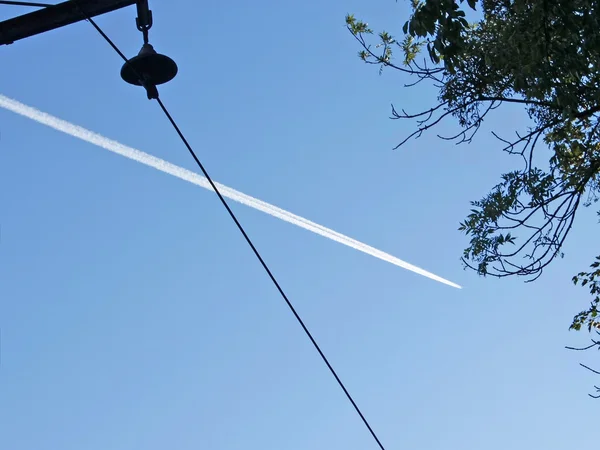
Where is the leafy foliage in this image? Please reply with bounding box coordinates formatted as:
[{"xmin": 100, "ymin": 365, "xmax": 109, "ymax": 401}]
[
  {"xmin": 346, "ymin": 0, "xmax": 600, "ymax": 331},
  {"xmin": 572, "ymin": 256, "xmax": 600, "ymax": 331}
]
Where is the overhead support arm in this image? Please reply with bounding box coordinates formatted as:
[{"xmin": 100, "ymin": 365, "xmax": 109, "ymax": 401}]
[{"xmin": 0, "ymin": 0, "xmax": 135, "ymax": 45}]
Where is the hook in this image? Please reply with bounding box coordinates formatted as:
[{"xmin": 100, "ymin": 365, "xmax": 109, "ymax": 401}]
[{"xmin": 135, "ymin": 0, "xmax": 153, "ymax": 44}]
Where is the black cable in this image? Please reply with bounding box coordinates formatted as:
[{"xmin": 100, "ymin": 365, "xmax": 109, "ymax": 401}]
[
  {"xmin": 81, "ymin": 12, "xmax": 387, "ymax": 450},
  {"xmin": 154, "ymin": 98, "xmax": 388, "ymax": 449},
  {"xmin": 82, "ymin": 13, "xmax": 129, "ymax": 61},
  {"xmin": 0, "ymin": 0, "xmax": 52, "ymax": 6}
]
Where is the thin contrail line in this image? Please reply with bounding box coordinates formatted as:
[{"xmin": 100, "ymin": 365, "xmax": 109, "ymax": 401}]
[{"xmin": 0, "ymin": 94, "xmax": 462, "ymax": 289}]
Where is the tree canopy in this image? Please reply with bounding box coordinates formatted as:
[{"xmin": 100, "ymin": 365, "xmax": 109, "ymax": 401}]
[{"xmin": 346, "ymin": 0, "xmax": 600, "ymax": 332}]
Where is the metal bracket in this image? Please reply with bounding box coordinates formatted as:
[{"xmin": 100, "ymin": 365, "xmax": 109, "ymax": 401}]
[{"xmin": 0, "ymin": 0, "xmax": 135, "ymax": 45}]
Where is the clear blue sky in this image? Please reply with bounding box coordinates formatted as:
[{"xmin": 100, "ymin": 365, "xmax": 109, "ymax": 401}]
[{"xmin": 1, "ymin": 1, "xmax": 598, "ymax": 449}]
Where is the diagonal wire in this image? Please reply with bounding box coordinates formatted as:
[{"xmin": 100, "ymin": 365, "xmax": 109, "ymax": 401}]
[
  {"xmin": 78, "ymin": 9, "xmax": 387, "ymax": 450},
  {"xmin": 0, "ymin": 1, "xmax": 52, "ymax": 6},
  {"xmin": 156, "ymin": 99, "xmax": 387, "ymax": 450}
]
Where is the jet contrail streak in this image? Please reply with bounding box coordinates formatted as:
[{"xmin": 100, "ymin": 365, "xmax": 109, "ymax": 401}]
[{"xmin": 0, "ymin": 94, "xmax": 462, "ymax": 289}]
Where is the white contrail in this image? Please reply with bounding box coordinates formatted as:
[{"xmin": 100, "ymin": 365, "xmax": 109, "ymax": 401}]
[{"xmin": 0, "ymin": 94, "xmax": 462, "ymax": 289}]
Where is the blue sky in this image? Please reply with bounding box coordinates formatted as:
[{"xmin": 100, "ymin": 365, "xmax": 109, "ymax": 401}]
[{"xmin": 0, "ymin": 1, "xmax": 598, "ymax": 449}]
